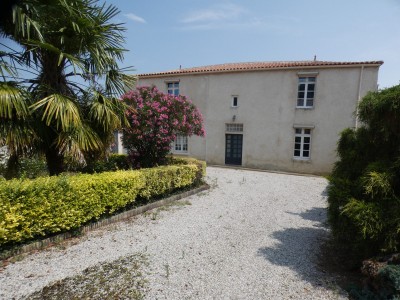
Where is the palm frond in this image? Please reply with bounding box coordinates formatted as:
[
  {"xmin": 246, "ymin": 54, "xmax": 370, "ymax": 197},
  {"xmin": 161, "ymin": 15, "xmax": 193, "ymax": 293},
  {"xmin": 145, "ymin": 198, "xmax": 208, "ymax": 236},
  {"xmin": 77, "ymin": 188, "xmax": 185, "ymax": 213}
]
[
  {"xmin": 30, "ymin": 93, "xmax": 82, "ymax": 131},
  {"xmin": 55, "ymin": 122, "xmax": 103, "ymax": 162},
  {"xmin": 25, "ymin": 40, "xmax": 85, "ymax": 71},
  {"xmin": 105, "ymin": 69, "xmax": 137, "ymax": 96},
  {"xmin": 8, "ymin": 1, "xmax": 43, "ymax": 41},
  {"xmin": 0, "ymin": 119, "xmax": 36, "ymax": 155},
  {"xmin": 0, "ymin": 52, "xmax": 18, "ymax": 79},
  {"xmin": 0, "ymin": 82, "xmax": 29, "ymax": 119},
  {"xmin": 88, "ymin": 91, "xmax": 128, "ymax": 131}
]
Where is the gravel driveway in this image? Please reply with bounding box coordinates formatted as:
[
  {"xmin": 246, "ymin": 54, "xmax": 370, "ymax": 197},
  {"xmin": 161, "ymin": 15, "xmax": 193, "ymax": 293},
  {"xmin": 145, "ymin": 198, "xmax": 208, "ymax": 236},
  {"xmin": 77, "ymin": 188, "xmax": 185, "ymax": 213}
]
[{"xmin": 0, "ymin": 167, "xmax": 347, "ymax": 299}]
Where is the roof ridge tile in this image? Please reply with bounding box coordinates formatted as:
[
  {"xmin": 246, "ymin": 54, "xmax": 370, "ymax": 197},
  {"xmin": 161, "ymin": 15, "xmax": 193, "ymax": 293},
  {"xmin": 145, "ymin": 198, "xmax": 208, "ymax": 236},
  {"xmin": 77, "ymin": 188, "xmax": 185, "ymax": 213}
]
[{"xmin": 138, "ymin": 60, "xmax": 384, "ymax": 77}]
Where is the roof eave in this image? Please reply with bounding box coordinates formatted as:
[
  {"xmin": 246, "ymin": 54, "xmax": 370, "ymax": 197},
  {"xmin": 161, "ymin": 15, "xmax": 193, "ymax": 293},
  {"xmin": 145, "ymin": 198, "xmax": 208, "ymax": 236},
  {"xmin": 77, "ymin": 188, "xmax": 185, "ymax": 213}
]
[{"xmin": 137, "ymin": 62, "xmax": 384, "ymax": 79}]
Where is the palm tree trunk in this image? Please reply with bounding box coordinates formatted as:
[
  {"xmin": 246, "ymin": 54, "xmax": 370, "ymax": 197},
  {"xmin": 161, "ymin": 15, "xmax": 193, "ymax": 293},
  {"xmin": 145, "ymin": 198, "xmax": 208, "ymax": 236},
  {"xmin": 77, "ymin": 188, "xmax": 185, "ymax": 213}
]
[
  {"xmin": 45, "ymin": 147, "xmax": 64, "ymax": 176},
  {"xmin": 5, "ymin": 153, "xmax": 20, "ymax": 180}
]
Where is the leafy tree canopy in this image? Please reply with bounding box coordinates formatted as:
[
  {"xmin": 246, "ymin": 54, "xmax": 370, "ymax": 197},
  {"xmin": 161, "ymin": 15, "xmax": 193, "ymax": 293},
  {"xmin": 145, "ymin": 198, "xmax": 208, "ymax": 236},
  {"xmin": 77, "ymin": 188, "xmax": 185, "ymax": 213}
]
[{"xmin": 0, "ymin": 0, "xmax": 135, "ymax": 177}]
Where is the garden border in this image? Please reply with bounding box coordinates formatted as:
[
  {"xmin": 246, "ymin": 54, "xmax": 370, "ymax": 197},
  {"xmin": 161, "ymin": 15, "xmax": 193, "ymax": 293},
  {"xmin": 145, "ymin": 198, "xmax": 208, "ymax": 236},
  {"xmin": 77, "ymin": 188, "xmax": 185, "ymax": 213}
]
[{"xmin": 1, "ymin": 183, "xmax": 209, "ymax": 260}]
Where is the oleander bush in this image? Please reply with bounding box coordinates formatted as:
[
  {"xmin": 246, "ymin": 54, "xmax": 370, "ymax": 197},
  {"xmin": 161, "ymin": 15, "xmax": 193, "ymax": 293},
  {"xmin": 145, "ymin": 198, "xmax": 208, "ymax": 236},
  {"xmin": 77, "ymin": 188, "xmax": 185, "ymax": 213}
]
[
  {"xmin": 0, "ymin": 160, "xmax": 204, "ymax": 248},
  {"xmin": 122, "ymin": 86, "xmax": 205, "ymax": 168}
]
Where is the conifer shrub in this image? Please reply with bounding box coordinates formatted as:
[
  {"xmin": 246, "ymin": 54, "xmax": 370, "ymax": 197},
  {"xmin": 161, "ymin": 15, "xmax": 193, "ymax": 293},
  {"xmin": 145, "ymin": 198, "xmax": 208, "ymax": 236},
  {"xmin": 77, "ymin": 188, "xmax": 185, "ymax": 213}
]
[{"xmin": 328, "ymin": 85, "xmax": 400, "ymax": 265}]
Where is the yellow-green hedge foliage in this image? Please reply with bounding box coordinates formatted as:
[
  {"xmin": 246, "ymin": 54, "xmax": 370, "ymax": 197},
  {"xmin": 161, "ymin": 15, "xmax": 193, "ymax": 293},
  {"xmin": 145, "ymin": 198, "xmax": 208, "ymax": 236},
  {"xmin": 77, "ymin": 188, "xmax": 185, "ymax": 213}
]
[{"xmin": 0, "ymin": 161, "xmax": 204, "ymax": 247}]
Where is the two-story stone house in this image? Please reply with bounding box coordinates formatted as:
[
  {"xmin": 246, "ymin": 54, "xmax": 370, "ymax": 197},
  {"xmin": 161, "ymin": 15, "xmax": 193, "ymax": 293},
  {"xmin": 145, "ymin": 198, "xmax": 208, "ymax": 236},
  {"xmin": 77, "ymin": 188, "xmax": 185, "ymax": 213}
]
[{"xmin": 116, "ymin": 60, "xmax": 383, "ymax": 174}]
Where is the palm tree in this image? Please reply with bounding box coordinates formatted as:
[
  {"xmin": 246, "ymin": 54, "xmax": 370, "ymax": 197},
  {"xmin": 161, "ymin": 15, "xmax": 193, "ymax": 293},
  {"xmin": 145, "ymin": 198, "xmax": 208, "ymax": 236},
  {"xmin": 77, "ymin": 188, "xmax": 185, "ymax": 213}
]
[{"xmin": 0, "ymin": 0, "xmax": 135, "ymax": 176}]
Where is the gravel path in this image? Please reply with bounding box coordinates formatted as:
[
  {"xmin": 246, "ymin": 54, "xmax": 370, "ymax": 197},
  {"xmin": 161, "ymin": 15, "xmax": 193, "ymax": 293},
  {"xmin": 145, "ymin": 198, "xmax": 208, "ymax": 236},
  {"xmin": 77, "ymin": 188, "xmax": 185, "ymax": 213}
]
[{"xmin": 0, "ymin": 167, "xmax": 348, "ymax": 299}]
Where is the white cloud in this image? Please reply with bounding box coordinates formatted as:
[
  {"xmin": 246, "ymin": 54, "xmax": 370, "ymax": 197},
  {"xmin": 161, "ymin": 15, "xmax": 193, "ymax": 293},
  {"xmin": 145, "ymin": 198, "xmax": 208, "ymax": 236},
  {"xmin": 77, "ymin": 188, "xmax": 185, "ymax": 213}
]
[
  {"xmin": 124, "ymin": 13, "xmax": 146, "ymax": 24},
  {"xmin": 178, "ymin": 3, "xmax": 302, "ymax": 33},
  {"xmin": 181, "ymin": 3, "xmax": 246, "ymax": 24}
]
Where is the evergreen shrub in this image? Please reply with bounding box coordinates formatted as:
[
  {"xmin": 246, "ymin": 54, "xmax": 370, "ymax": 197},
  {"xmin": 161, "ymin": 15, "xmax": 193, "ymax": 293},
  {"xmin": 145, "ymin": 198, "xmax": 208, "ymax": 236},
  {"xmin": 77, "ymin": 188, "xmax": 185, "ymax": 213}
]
[
  {"xmin": 0, "ymin": 161, "xmax": 203, "ymax": 247},
  {"xmin": 328, "ymin": 85, "xmax": 400, "ymax": 264}
]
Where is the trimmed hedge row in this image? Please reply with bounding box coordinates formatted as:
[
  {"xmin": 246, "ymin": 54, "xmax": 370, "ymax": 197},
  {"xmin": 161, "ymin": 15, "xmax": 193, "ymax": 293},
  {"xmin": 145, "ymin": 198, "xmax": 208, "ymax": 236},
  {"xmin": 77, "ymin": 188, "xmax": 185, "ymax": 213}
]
[{"xmin": 0, "ymin": 162, "xmax": 203, "ymax": 247}]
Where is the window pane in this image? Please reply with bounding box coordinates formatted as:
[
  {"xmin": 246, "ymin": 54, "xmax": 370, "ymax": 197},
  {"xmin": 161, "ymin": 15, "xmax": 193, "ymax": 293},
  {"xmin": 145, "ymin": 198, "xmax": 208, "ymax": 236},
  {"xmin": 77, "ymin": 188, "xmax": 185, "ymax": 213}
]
[
  {"xmin": 299, "ymin": 77, "xmax": 306, "ymax": 83},
  {"xmin": 306, "ymin": 99, "xmax": 313, "ymax": 107},
  {"xmin": 308, "ymin": 84, "xmax": 315, "ymax": 91},
  {"xmin": 298, "ymin": 91, "xmax": 305, "ymax": 99},
  {"xmin": 298, "ymin": 84, "xmax": 305, "ymax": 91},
  {"xmin": 174, "ymin": 83, "xmax": 179, "ymax": 88},
  {"xmin": 295, "ymin": 128, "xmax": 301, "ymax": 134},
  {"xmin": 174, "ymin": 89, "xmax": 179, "ymax": 96},
  {"xmin": 303, "ymin": 144, "xmax": 310, "ymax": 150},
  {"xmin": 304, "ymin": 137, "xmax": 310, "ymax": 143},
  {"xmin": 294, "ymin": 150, "xmax": 300, "ymax": 156},
  {"xmin": 295, "ymin": 143, "xmax": 301, "ymax": 150},
  {"xmin": 307, "ymin": 91, "xmax": 314, "ymax": 99},
  {"xmin": 304, "ymin": 129, "xmax": 311, "ymax": 134},
  {"xmin": 303, "ymin": 151, "xmax": 310, "ymax": 157},
  {"xmin": 167, "ymin": 83, "xmax": 173, "ymax": 88},
  {"xmin": 297, "ymin": 99, "xmax": 304, "ymax": 106},
  {"xmin": 233, "ymin": 97, "xmax": 238, "ymax": 106},
  {"xmin": 308, "ymin": 77, "xmax": 316, "ymax": 82},
  {"xmin": 295, "ymin": 136, "xmax": 301, "ymax": 142}
]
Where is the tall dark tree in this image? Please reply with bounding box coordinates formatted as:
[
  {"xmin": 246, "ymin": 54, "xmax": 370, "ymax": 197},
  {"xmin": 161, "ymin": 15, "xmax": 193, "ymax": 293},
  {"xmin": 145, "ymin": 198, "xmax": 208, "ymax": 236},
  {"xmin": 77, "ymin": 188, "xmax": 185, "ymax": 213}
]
[{"xmin": 0, "ymin": 0, "xmax": 135, "ymax": 176}]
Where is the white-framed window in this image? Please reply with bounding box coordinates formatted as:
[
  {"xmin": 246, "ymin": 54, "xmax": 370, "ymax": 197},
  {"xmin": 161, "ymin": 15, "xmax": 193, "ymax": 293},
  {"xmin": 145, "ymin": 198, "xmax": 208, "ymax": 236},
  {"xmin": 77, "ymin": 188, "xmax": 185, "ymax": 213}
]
[
  {"xmin": 293, "ymin": 128, "xmax": 311, "ymax": 159},
  {"xmin": 167, "ymin": 82, "xmax": 179, "ymax": 96},
  {"xmin": 232, "ymin": 95, "xmax": 239, "ymax": 107},
  {"xmin": 297, "ymin": 77, "xmax": 316, "ymax": 108},
  {"xmin": 226, "ymin": 123, "xmax": 243, "ymax": 133},
  {"xmin": 173, "ymin": 135, "xmax": 188, "ymax": 153}
]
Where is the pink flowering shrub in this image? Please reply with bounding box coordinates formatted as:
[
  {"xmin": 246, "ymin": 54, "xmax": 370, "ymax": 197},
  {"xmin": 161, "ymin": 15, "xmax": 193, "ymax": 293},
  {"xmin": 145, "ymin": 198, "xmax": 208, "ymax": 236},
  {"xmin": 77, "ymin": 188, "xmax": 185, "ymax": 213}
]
[{"xmin": 122, "ymin": 86, "xmax": 205, "ymax": 168}]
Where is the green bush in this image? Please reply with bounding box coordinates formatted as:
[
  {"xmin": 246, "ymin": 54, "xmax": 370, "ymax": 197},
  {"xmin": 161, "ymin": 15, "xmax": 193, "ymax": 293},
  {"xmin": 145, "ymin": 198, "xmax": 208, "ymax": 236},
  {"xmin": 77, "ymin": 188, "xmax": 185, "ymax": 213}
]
[
  {"xmin": 80, "ymin": 154, "xmax": 131, "ymax": 173},
  {"xmin": 378, "ymin": 265, "xmax": 400, "ymax": 298},
  {"xmin": 0, "ymin": 160, "xmax": 204, "ymax": 247},
  {"xmin": 328, "ymin": 85, "xmax": 400, "ymax": 265},
  {"xmin": 168, "ymin": 156, "xmax": 206, "ymax": 181},
  {"xmin": 139, "ymin": 164, "xmax": 198, "ymax": 199},
  {"xmin": 0, "ymin": 156, "xmax": 48, "ymax": 179}
]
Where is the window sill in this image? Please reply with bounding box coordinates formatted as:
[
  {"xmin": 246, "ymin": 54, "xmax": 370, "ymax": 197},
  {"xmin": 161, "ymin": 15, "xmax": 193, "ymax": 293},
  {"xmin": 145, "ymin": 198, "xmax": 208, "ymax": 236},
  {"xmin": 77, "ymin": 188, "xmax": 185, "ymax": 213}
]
[
  {"xmin": 295, "ymin": 107, "xmax": 314, "ymax": 110},
  {"xmin": 292, "ymin": 157, "xmax": 311, "ymax": 163},
  {"xmin": 171, "ymin": 151, "xmax": 189, "ymax": 156}
]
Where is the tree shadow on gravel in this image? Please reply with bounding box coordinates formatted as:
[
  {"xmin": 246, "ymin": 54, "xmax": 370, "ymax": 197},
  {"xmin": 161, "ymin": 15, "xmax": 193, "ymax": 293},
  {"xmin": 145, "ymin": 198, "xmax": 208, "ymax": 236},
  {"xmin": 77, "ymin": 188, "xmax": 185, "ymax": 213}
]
[
  {"xmin": 258, "ymin": 207, "xmax": 359, "ymax": 297},
  {"xmin": 286, "ymin": 207, "xmax": 328, "ymax": 227}
]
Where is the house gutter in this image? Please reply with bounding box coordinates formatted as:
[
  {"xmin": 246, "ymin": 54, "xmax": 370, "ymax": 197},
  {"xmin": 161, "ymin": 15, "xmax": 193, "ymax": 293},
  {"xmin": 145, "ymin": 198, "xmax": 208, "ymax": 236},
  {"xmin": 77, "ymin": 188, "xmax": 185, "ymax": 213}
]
[{"xmin": 355, "ymin": 65, "xmax": 364, "ymax": 128}]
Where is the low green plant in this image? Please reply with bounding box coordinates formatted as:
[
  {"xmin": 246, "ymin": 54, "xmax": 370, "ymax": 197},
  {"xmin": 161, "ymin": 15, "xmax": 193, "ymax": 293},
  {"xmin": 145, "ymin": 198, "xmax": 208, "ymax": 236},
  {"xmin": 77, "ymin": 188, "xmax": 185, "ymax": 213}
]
[{"xmin": 0, "ymin": 159, "xmax": 204, "ymax": 248}]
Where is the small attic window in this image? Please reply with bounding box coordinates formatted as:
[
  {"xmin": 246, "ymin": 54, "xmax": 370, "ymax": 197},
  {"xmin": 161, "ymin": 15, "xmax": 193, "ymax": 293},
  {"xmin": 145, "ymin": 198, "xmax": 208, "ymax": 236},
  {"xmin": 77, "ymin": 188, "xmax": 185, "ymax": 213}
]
[{"xmin": 232, "ymin": 96, "xmax": 238, "ymax": 107}]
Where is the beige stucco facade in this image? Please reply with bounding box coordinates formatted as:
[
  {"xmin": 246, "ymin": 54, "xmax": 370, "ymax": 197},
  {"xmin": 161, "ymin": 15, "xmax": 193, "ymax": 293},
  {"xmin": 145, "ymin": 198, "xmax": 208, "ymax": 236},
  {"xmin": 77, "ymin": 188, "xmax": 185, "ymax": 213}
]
[{"xmin": 133, "ymin": 61, "xmax": 382, "ymax": 175}]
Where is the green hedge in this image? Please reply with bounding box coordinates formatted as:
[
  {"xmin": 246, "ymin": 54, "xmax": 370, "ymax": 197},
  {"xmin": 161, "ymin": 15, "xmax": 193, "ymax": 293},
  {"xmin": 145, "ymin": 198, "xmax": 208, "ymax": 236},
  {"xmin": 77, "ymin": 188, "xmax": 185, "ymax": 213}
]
[{"xmin": 0, "ymin": 161, "xmax": 204, "ymax": 247}]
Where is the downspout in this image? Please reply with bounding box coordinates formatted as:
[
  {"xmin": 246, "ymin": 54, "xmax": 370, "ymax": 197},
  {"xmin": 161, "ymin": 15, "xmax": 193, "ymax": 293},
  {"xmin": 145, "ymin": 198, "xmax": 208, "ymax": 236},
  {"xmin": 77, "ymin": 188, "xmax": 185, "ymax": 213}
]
[
  {"xmin": 204, "ymin": 75, "xmax": 209, "ymax": 162},
  {"xmin": 355, "ymin": 65, "xmax": 364, "ymax": 129}
]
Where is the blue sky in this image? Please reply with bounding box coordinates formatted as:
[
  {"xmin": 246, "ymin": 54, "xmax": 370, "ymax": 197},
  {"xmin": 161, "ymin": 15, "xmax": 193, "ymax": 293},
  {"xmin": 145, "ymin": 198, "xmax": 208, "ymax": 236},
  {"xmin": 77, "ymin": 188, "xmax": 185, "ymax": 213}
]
[{"xmin": 107, "ymin": 0, "xmax": 400, "ymax": 89}]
